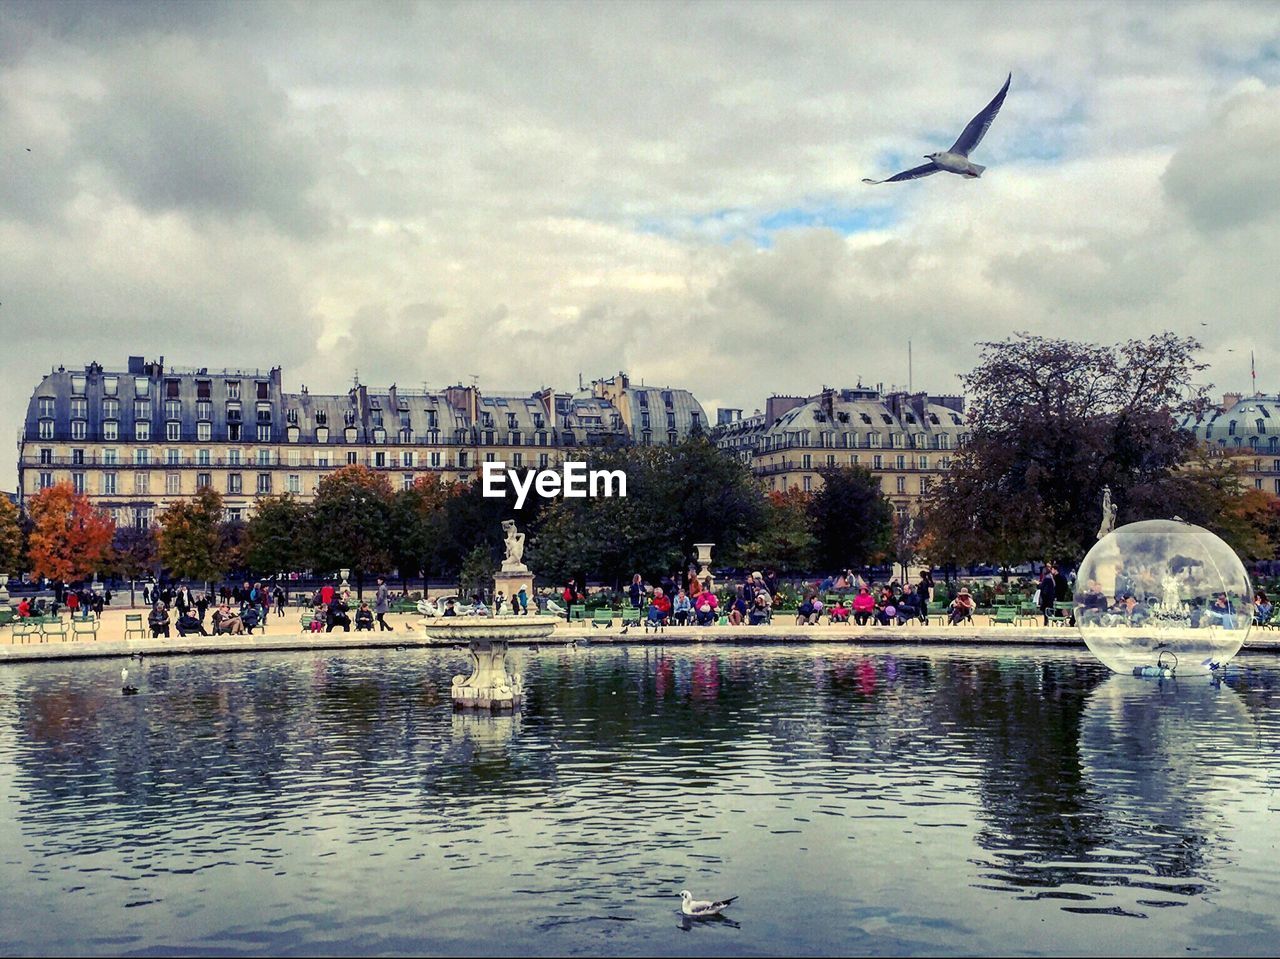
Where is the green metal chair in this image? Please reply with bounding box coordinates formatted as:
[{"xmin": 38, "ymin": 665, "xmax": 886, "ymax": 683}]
[
  {"xmin": 991, "ymin": 605, "xmax": 1018, "ymax": 625},
  {"xmin": 568, "ymin": 604, "xmax": 587, "ymax": 622},
  {"xmin": 1016, "ymin": 602, "xmax": 1040, "ymax": 626},
  {"xmin": 41, "ymin": 617, "xmax": 70, "ymax": 641},
  {"xmin": 124, "ymin": 613, "xmax": 146, "ymax": 641},
  {"xmin": 71, "ymin": 617, "xmax": 100, "ymax": 641},
  {"xmin": 590, "ymin": 608, "xmax": 614, "ymax": 628},
  {"xmin": 620, "ymin": 607, "xmax": 642, "ymax": 627}
]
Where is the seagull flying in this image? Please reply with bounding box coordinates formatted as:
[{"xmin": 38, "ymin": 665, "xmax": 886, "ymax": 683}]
[
  {"xmin": 680, "ymin": 890, "xmax": 738, "ymax": 918},
  {"xmin": 863, "ymin": 73, "xmax": 1011, "ymax": 185}
]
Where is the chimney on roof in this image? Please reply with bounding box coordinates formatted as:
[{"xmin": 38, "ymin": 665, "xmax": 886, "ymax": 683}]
[{"xmin": 1222, "ymin": 392, "xmax": 1243, "ymax": 411}]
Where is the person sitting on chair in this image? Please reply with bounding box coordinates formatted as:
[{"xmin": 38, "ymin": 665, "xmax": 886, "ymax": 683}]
[
  {"xmin": 694, "ymin": 592, "xmax": 718, "ymax": 626},
  {"xmin": 647, "ymin": 588, "xmax": 672, "ymax": 628},
  {"xmin": 212, "ymin": 604, "xmax": 244, "ymax": 635},
  {"xmin": 852, "ymin": 585, "xmax": 876, "ymax": 626},
  {"xmin": 747, "ymin": 593, "xmax": 770, "ymax": 625},
  {"xmin": 830, "ymin": 599, "xmax": 850, "ymax": 623},
  {"xmin": 327, "ymin": 594, "xmax": 352, "ymax": 632},
  {"xmin": 148, "ymin": 601, "xmax": 171, "ymax": 638},
  {"xmin": 175, "ymin": 610, "xmax": 207, "ymax": 636},
  {"xmin": 672, "ymin": 588, "xmax": 692, "ymax": 626},
  {"xmin": 1253, "ymin": 592, "xmax": 1273, "ymax": 627},
  {"xmin": 896, "ymin": 584, "xmax": 926, "ymax": 625},
  {"xmin": 948, "ymin": 589, "xmax": 976, "ymax": 626},
  {"xmin": 355, "ymin": 601, "xmax": 375, "ymax": 631}
]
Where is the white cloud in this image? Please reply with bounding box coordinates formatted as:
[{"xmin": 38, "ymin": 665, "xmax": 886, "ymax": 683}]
[{"xmin": 0, "ymin": 0, "xmax": 1277, "ymax": 490}]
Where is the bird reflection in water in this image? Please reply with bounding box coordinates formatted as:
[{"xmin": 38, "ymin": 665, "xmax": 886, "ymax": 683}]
[{"xmin": 678, "ymin": 913, "xmax": 742, "ymax": 932}]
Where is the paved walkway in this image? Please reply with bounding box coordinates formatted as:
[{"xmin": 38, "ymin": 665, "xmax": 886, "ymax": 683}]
[{"xmin": 1, "ymin": 606, "xmax": 1276, "ymax": 663}]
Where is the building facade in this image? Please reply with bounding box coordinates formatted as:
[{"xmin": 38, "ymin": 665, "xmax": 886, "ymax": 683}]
[
  {"xmin": 18, "ymin": 358, "xmax": 707, "ymax": 527},
  {"xmin": 1184, "ymin": 392, "xmax": 1280, "ymax": 496},
  {"xmin": 713, "ymin": 386, "xmax": 968, "ymax": 518}
]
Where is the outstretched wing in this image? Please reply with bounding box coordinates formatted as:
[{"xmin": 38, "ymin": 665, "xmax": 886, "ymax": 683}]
[
  {"xmin": 949, "ymin": 72, "xmax": 1011, "ymax": 157},
  {"xmin": 862, "ymin": 161, "xmax": 940, "ymax": 185}
]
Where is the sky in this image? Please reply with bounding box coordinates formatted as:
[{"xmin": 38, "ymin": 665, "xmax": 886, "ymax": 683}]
[{"xmin": 1, "ymin": 0, "xmax": 1278, "ymax": 490}]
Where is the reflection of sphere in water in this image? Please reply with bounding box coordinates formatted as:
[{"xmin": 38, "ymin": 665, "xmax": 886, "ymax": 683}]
[
  {"xmin": 1074, "ymin": 520, "xmax": 1252, "ymax": 674},
  {"xmin": 1079, "ymin": 675, "xmax": 1252, "ymax": 826}
]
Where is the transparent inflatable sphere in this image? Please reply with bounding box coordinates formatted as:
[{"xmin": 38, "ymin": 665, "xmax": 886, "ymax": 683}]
[{"xmin": 1074, "ymin": 520, "xmax": 1253, "ymax": 674}]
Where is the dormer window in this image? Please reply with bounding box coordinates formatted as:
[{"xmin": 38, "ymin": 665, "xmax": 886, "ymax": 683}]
[{"xmin": 315, "ymin": 410, "xmax": 327, "ymax": 426}]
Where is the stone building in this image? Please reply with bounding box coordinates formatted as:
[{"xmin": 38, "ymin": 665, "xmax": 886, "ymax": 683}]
[
  {"xmin": 17, "ymin": 358, "xmax": 706, "ymax": 527},
  {"xmin": 1183, "ymin": 392, "xmax": 1280, "ymax": 496},
  {"xmin": 713, "ymin": 386, "xmax": 968, "ymax": 518}
]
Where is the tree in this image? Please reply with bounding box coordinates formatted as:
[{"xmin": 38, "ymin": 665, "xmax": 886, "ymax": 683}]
[
  {"xmin": 0, "ymin": 496, "xmax": 24, "ymax": 575},
  {"xmin": 458, "ymin": 544, "xmax": 497, "ymax": 601},
  {"xmin": 528, "ymin": 438, "xmax": 766, "ymax": 588},
  {"xmin": 389, "ymin": 478, "xmax": 462, "ymax": 591},
  {"xmin": 244, "ymin": 494, "xmax": 311, "ymax": 580},
  {"xmin": 157, "ymin": 487, "xmax": 227, "ymax": 583},
  {"xmin": 925, "ymin": 331, "xmax": 1211, "ymax": 565},
  {"xmin": 737, "ymin": 487, "xmax": 817, "ymax": 573},
  {"xmin": 807, "ymin": 465, "xmax": 894, "ymax": 571},
  {"xmin": 309, "ymin": 465, "xmax": 393, "ymax": 596},
  {"xmin": 26, "ymin": 483, "xmax": 115, "ymax": 583}
]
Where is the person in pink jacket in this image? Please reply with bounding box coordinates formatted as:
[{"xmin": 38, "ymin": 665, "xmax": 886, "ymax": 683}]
[{"xmin": 852, "ymin": 585, "xmax": 876, "ymax": 626}]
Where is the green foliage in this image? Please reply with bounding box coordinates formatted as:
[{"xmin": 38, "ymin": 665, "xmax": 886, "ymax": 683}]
[
  {"xmin": 528, "ymin": 437, "xmax": 766, "ymax": 588},
  {"xmin": 737, "ymin": 488, "xmax": 817, "ymax": 573},
  {"xmin": 158, "ymin": 487, "xmax": 226, "ymax": 583},
  {"xmin": 0, "ymin": 496, "xmax": 23, "ymax": 575},
  {"xmin": 925, "ymin": 331, "xmax": 1214, "ymax": 565},
  {"xmin": 458, "ymin": 544, "xmax": 496, "ymax": 600},
  {"xmin": 111, "ymin": 525, "xmax": 158, "ymax": 580},
  {"xmin": 244, "ymin": 493, "xmax": 310, "ymax": 576},
  {"xmin": 807, "ymin": 465, "xmax": 894, "ymax": 570},
  {"xmin": 308, "ymin": 465, "xmax": 393, "ymax": 589}
]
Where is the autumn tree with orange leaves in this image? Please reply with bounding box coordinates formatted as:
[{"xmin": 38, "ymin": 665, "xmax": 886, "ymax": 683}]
[{"xmin": 26, "ymin": 483, "xmax": 115, "ymax": 583}]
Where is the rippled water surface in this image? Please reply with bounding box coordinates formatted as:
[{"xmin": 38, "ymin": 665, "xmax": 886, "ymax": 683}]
[{"xmin": 2, "ymin": 644, "xmax": 1280, "ymax": 956}]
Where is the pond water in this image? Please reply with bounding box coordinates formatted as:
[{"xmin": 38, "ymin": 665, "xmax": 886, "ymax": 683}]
[{"xmin": 1, "ymin": 644, "xmax": 1279, "ymax": 956}]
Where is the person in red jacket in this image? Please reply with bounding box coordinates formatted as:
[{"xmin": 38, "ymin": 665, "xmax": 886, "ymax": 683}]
[
  {"xmin": 647, "ymin": 587, "xmax": 673, "ymax": 626},
  {"xmin": 852, "ymin": 585, "xmax": 876, "ymax": 626}
]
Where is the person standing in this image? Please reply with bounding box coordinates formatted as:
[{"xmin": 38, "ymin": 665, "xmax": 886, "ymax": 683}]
[
  {"xmin": 274, "ymin": 585, "xmax": 286, "ymax": 617},
  {"xmin": 374, "ymin": 576, "xmax": 393, "ymax": 631},
  {"xmin": 1038, "ymin": 564, "xmax": 1057, "ymax": 625},
  {"xmin": 628, "ymin": 574, "xmax": 643, "ymax": 609}
]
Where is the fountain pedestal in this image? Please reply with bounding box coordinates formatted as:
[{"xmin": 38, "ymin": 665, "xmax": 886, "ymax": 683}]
[{"xmin": 421, "ymin": 617, "xmax": 557, "ymax": 711}]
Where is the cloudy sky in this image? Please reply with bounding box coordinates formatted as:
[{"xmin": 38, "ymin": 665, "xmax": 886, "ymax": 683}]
[{"xmin": 1, "ymin": 0, "xmax": 1278, "ymax": 489}]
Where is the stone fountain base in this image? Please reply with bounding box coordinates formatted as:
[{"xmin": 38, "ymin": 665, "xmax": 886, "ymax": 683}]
[{"xmin": 421, "ymin": 617, "xmax": 557, "ymax": 711}]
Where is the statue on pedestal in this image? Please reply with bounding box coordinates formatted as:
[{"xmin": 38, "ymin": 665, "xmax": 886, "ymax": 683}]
[{"xmin": 500, "ymin": 520, "xmax": 528, "ymax": 572}]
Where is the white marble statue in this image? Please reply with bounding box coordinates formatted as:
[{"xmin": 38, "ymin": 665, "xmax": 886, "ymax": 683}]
[
  {"xmin": 501, "ymin": 519, "xmax": 526, "ymax": 570},
  {"xmin": 1097, "ymin": 487, "xmax": 1118, "ymax": 540}
]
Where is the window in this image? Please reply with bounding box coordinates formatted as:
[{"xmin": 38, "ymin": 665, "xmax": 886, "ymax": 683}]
[
  {"xmin": 166, "ymin": 421, "xmax": 181, "ymax": 441},
  {"xmin": 287, "ymin": 449, "xmax": 301, "ymax": 467},
  {"xmin": 430, "ymin": 451, "xmax": 441, "ymax": 467},
  {"xmin": 485, "ymin": 452, "xmax": 495, "ymax": 463},
  {"xmin": 197, "ymin": 448, "xmax": 210, "ymax": 466},
  {"xmin": 102, "ymin": 472, "xmax": 117, "ymax": 495},
  {"xmin": 134, "ymin": 376, "xmax": 150, "ymax": 396},
  {"xmin": 227, "ymin": 423, "xmax": 241, "ymax": 441},
  {"xmin": 103, "ymin": 448, "xmax": 118, "ymax": 465},
  {"xmin": 257, "ymin": 449, "xmax": 272, "ymax": 466},
  {"xmin": 896, "ymin": 455, "xmax": 906, "ymax": 470},
  {"xmin": 226, "ymin": 403, "xmax": 241, "ymax": 422},
  {"xmin": 73, "ymin": 472, "xmax": 86, "ymax": 494},
  {"xmin": 316, "ymin": 426, "xmax": 329, "ymax": 443},
  {"xmin": 226, "ymin": 508, "xmax": 243, "ymax": 523},
  {"xmin": 317, "ymin": 454, "xmax": 329, "ymax": 467},
  {"xmin": 256, "ymin": 473, "xmax": 272, "ymax": 494},
  {"xmin": 228, "ymin": 449, "xmax": 242, "ymax": 465},
  {"xmin": 539, "ymin": 453, "xmax": 549, "ymax": 468},
  {"xmin": 802, "ymin": 454, "xmax": 812, "ymax": 469},
  {"xmin": 427, "ymin": 409, "xmax": 439, "ymax": 428},
  {"xmin": 166, "ymin": 473, "xmax": 181, "ymax": 495},
  {"xmin": 827, "ymin": 454, "xmax": 836, "ymax": 466},
  {"xmin": 197, "ymin": 422, "xmax": 211, "ymax": 442},
  {"xmin": 896, "ymin": 476, "xmax": 906, "ymax": 493},
  {"xmin": 197, "ymin": 472, "xmax": 211, "ymax": 490},
  {"xmin": 39, "ymin": 471, "xmax": 53, "ymax": 489},
  {"xmin": 165, "ymin": 448, "xmax": 180, "ymax": 465},
  {"xmin": 70, "ymin": 397, "xmax": 87, "ymax": 419},
  {"xmin": 103, "ymin": 375, "xmax": 118, "ymax": 395},
  {"xmin": 1256, "ymin": 478, "xmax": 1263, "ymax": 490},
  {"xmin": 919, "ymin": 455, "xmax": 929, "ymax": 470},
  {"xmin": 458, "ymin": 451, "xmax": 469, "ymax": 468},
  {"xmin": 374, "ymin": 451, "xmax": 386, "ymax": 468},
  {"xmin": 39, "ymin": 447, "xmax": 53, "ymax": 464},
  {"xmin": 134, "ymin": 449, "xmax": 150, "ymax": 465},
  {"xmin": 286, "ymin": 408, "xmax": 298, "ymax": 425},
  {"xmin": 134, "ymin": 472, "xmax": 149, "ymax": 494},
  {"xmin": 256, "ymin": 425, "xmax": 271, "ymax": 442},
  {"xmin": 227, "ymin": 381, "xmax": 240, "ymax": 400},
  {"xmin": 197, "ymin": 380, "xmax": 211, "ymax": 400},
  {"xmin": 288, "ymin": 474, "xmax": 301, "ymax": 494},
  {"xmin": 373, "ymin": 427, "xmax": 386, "ymax": 444},
  {"xmin": 803, "ymin": 476, "xmax": 812, "ymax": 492},
  {"xmin": 71, "ymin": 420, "xmax": 87, "ymax": 440},
  {"xmin": 103, "ymin": 398, "xmax": 120, "ymax": 419},
  {"xmin": 72, "ymin": 449, "xmax": 85, "ymax": 465},
  {"xmin": 38, "ymin": 397, "xmax": 55, "ymax": 417},
  {"xmin": 512, "ymin": 453, "xmax": 523, "ymax": 467},
  {"xmin": 402, "ymin": 451, "xmax": 414, "ymax": 467},
  {"xmin": 196, "ymin": 400, "xmax": 212, "ymax": 421},
  {"xmin": 873, "ymin": 454, "xmax": 883, "ymax": 469},
  {"xmin": 134, "ymin": 398, "xmax": 151, "ymax": 419},
  {"xmin": 257, "ymin": 381, "xmax": 269, "ymax": 400},
  {"xmin": 163, "ymin": 378, "xmax": 178, "ymax": 399},
  {"xmin": 509, "ymin": 431, "xmax": 521, "ymax": 446},
  {"xmin": 256, "ymin": 403, "xmax": 271, "ymax": 423},
  {"xmin": 164, "ymin": 399, "xmax": 181, "ymax": 419},
  {"xmin": 315, "ymin": 410, "xmax": 328, "ymax": 426},
  {"xmin": 347, "ymin": 451, "xmax": 358, "ymax": 465},
  {"xmin": 402, "ymin": 474, "xmax": 414, "ymax": 491},
  {"xmin": 228, "ymin": 473, "xmax": 242, "ymax": 494},
  {"xmin": 38, "ymin": 419, "xmax": 54, "ymax": 439},
  {"xmin": 135, "ymin": 421, "xmax": 150, "ymax": 441}
]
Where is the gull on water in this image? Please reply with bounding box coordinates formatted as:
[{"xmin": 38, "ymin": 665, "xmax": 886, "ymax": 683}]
[
  {"xmin": 680, "ymin": 890, "xmax": 738, "ymax": 917},
  {"xmin": 863, "ymin": 72, "xmax": 1011, "ymax": 184}
]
